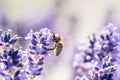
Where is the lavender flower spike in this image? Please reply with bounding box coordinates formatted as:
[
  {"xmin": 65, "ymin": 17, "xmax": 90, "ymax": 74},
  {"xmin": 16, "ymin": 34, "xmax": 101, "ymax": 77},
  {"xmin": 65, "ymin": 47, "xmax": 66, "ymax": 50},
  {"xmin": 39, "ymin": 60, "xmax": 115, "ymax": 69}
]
[
  {"xmin": 25, "ymin": 27, "xmax": 58, "ymax": 79},
  {"xmin": 72, "ymin": 23, "xmax": 120, "ymax": 80},
  {"xmin": 0, "ymin": 29, "xmax": 24, "ymax": 80}
]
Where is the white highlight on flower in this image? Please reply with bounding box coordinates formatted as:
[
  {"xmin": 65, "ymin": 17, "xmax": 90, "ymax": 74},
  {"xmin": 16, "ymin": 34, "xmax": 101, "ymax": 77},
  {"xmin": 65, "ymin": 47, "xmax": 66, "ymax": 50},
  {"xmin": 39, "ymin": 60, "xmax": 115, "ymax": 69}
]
[{"xmin": 0, "ymin": 63, "xmax": 6, "ymax": 70}]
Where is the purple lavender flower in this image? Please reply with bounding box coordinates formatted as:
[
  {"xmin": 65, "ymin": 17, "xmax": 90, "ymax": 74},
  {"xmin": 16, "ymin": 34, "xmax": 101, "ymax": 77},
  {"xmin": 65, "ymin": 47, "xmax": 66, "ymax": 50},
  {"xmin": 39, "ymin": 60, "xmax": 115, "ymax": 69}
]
[
  {"xmin": 25, "ymin": 28, "xmax": 55, "ymax": 79},
  {"xmin": 94, "ymin": 23, "xmax": 120, "ymax": 62},
  {"xmin": 14, "ymin": 70, "xmax": 27, "ymax": 80},
  {"xmin": 0, "ymin": 29, "xmax": 21, "ymax": 47},
  {"xmin": 25, "ymin": 28, "xmax": 53, "ymax": 55},
  {"xmin": 73, "ymin": 23, "xmax": 120, "ymax": 80},
  {"xmin": 92, "ymin": 56, "xmax": 117, "ymax": 80},
  {"xmin": 0, "ymin": 29, "xmax": 24, "ymax": 80}
]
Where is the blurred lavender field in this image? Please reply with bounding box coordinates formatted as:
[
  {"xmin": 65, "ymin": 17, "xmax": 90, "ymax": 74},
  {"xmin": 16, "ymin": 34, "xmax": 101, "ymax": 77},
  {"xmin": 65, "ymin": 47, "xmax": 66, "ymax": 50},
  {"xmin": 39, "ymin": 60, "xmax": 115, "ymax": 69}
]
[{"xmin": 0, "ymin": 0, "xmax": 120, "ymax": 80}]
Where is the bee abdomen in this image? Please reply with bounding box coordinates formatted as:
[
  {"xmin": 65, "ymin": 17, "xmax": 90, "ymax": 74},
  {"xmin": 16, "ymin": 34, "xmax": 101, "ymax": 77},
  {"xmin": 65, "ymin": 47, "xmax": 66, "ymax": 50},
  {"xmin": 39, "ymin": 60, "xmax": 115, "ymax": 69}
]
[{"xmin": 55, "ymin": 42, "xmax": 63, "ymax": 56}]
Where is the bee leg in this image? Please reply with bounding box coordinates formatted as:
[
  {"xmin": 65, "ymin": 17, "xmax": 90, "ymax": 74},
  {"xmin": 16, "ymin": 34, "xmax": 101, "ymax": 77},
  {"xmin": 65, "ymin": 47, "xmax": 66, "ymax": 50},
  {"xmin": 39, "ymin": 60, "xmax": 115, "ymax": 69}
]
[{"xmin": 43, "ymin": 45, "xmax": 56, "ymax": 51}]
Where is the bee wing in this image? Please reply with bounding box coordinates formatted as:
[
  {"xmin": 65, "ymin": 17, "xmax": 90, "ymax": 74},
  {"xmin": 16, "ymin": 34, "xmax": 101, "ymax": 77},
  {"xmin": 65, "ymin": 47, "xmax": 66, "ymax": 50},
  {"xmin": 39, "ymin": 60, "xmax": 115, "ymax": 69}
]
[{"xmin": 54, "ymin": 48, "xmax": 57, "ymax": 56}]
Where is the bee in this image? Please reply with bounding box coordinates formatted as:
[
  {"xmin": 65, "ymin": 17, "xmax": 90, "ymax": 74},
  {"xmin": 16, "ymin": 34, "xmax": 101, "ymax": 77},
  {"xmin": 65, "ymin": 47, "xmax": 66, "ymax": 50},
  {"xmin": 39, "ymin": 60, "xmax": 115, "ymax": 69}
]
[
  {"xmin": 52, "ymin": 33, "xmax": 63, "ymax": 56},
  {"xmin": 44, "ymin": 33, "xmax": 63, "ymax": 56}
]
